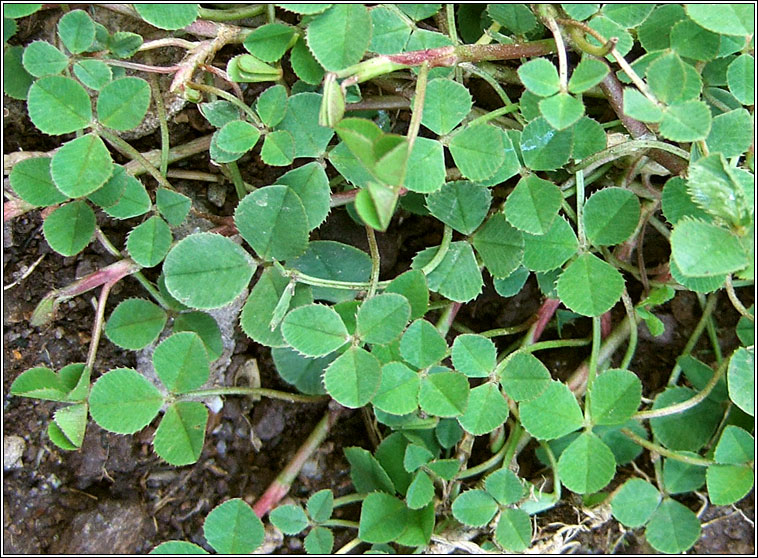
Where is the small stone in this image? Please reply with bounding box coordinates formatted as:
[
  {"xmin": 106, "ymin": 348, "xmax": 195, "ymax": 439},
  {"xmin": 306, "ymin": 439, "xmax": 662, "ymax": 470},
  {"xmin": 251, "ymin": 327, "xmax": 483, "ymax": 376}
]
[
  {"xmin": 3, "ymin": 435, "xmax": 26, "ymax": 470},
  {"xmin": 207, "ymin": 182, "xmax": 227, "ymax": 208}
]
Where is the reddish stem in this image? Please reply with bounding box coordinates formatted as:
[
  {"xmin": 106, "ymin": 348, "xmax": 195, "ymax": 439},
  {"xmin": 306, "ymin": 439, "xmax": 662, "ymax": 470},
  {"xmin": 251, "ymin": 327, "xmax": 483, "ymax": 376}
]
[{"xmin": 530, "ymin": 298, "xmax": 562, "ymax": 344}]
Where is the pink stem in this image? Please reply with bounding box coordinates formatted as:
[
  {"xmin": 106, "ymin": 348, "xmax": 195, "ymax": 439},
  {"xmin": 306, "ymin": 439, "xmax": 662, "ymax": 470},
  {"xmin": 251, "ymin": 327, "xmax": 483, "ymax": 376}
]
[{"xmin": 530, "ymin": 298, "xmax": 561, "ymax": 344}]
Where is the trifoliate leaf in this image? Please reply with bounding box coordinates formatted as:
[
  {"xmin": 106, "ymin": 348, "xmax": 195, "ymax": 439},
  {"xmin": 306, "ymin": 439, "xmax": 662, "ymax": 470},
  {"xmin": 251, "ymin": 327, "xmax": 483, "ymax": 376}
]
[
  {"xmin": 105, "ymin": 298, "xmax": 167, "ymax": 350},
  {"xmin": 153, "ymin": 401, "xmax": 207, "ymax": 466},
  {"xmin": 89, "ymin": 368, "xmax": 163, "ymax": 434},
  {"xmin": 306, "ymin": 4, "xmax": 371, "ymax": 71},
  {"xmin": 557, "ymin": 431, "xmax": 616, "ymax": 494},
  {"xmin": 133, "ymin": 4, "xmax": 198, "ymax": 30},
  {"xmin": 426, "ymin": 180, "xmax": 491, "ymax": 235},
  {"xmin": 583, "ymin": 187, "xmax": 641, "ymax": 246},
  {"xmin": 127, "ymin": 216, "xmax": 172, "ymax": 268},
  {"xmin": 203, "ymin": 499, "xmax": 264, "ymax": 554},
  {"xmin": 451, "ymin": 490, "xmax": 497, "ymax": 527},
  {"xmin": 420, "ymin": 78, "xmax": 472, "ymax": 135},
  {"xmin": 399, "ymin": 319, "xmax": 447, "ymax": 369},
  {"xmin": 505, "ymin": 175, "xmax": 562, "ymax": 235},
  {"xmin": 557, "ymin": 253, "xmax": 624, "ymax": 317},
  {"xmin": 472, "ymin": 213, "xmax": 524, "ymax": 278},
  {"xmin": 611, "ymin": 478, "xmax": 661, "ymax": 527},
  {"xmin": 517, "ymin": 58, "xmax": 560, "ymax": 97},
  {"xmin": 588, "ymin": 369, "xmax": 641, "ymax": 425},
  {"xmin": 519, "ymin": 381, "xmax": 583, "ymax": 440},
  {"xmin": 457, "ymin": 383, "xmax": 508, "ymax": 435},
  {"xmin": 451, "ymin": 334, "xmax": 496, "ymax": 378},
  {"xmin": 644, "ymin": 499, "xmax": 701, "ymax": 554},
  {"xmin": 418, "ymin": 370, "xmax": 469, "ymax": 418},
  {"xmin": 281, "ymin": 304, "xmax": 348, "ymax": 357},
  {"xmin": 42, "ymin": 201, "xmax": 95, "ymax": 257}
]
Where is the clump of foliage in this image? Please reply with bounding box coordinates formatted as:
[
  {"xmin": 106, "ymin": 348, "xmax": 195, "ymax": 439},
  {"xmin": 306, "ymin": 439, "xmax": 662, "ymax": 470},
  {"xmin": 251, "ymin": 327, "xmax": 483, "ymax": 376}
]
[{"xmin": 5, "ymin": 3, "xmax": 754, "ymax": 554}]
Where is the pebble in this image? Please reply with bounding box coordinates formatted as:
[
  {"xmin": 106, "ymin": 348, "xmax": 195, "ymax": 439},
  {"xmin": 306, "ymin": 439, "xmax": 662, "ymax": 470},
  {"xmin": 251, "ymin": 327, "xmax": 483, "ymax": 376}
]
[{"xmin": 3, "ymin": 435, "xmax": 26, "ymax": 470}]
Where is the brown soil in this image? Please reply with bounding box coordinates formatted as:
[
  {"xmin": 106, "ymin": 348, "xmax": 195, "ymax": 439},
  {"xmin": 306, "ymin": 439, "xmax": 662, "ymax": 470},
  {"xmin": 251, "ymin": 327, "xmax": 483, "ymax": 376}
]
[{"xmin": 3, "ymin": 5, "xmax": 754, "ymax": 555}]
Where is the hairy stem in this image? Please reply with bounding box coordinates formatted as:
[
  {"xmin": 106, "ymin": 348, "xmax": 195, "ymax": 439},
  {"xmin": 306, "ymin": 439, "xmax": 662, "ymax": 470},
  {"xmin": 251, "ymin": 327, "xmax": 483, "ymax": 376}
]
[
  {"xmin": 621, "ymin": 428, "xmax": 713, "ymax": 467},
  {"xmin": 725, "ymin": 274, "xmax": 754, "ymax": 321},
  {"xmin": 668, "ymin": 292, "xmax": 719, "ymax": 385}
]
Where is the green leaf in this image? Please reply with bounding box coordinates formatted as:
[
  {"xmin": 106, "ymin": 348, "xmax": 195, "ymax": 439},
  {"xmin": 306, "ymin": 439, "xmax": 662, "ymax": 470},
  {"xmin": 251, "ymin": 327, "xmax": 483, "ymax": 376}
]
[
  {"xmin": 494, "ymin": 267, "xmax": 530, "ymax": 298},
  {"xmin": 728, "ymin": 347, "xmax": 754, "ymax": 416},
  {"xmin": 173, "ymin": 312, "xmax": 223, "ymax": 362},
  {"xmin": 457, "ymin": 383, "xmax": 508, "ymax": 435},
  {"xmin": 243, "ymin": 23, "xmax": 295, "ymax": 62},
  {"xmin": 290, "ymin": 241, "xmax": 371, "ymax": 303},
  {"xmin": 153, "ymin": 401, "xmax": 207, "ymax": 466},
  {"xmin": 505, "ymin": 175, "xmax": 562, "ymax": 235},
  {"xmin": 622, "ymin": 88, "xmax": 664, "ymax": 123},
  {"xmin": 400, "ymin": 319, "xmax": 447, "ymax": 369},
  {"xmin": 306, "ymin": 4, "xmax": 371, "ymax": 71},
  {"xmin": 557, "ymin": 431, "xmax": 616, "ymax": 494},
  {"xmin": 354, "ymin": 183, "xmax": 398, "ymax": 232},
  {"xmin": 451, "ymin": 335, "xmax": 496, "ymax": 378},
  {"xmin": 472, "ymin": 213, "xmax": 524, "ymax": 279},
  {"xmin": 105, "ymin": 298, "xmax": 167, "ymax": 350},
  {"xmin": 671, "ymin": 218, "xmax": 748, "ymax": 277},
  {"xmin": 369, "ymin": 6, "xmax": 412, "ymax": 54},
  {"xmin": 277, "ymin": 4, "xmax": 332, "ymax": 15},
  {"xmin": 104, "ymin": 175, "xmax": 151, "ymax": 219},
  {"xmin": 650, "ymin": 386, "xmax": 722, "ymax": 451},
  {"xmin": 670, "ymin": 18, "xmax": 720, "ymax": 61},
  {"xmin": 727, "ymin": 53, "xmax": 754, "ymax": 106},
  {"xmin": 707, "ymin": 464, "xmax": 754, "ymax": 505},
  {"xmin": 374, "ymin": 434, "xmax": 412, "ymax": 494},
  {"xmin": 689, "ymin": 153, "xmax": 753, "ymax": 228},
  {"xmin": 404, "ymin": 137, "xmax": 446, "ymax": 194},
  {"xmin": 405, "ymin": 470, "xmax": 435, "ymax": 510},
  {"xmin": 706, "ymin": 109, "xmax": 753, "ymax": 159},
  {"xmin": 399, "ymin": 4, "xmax": 441, "ymax": 21},
  {"xmin": 663, "ymin": 453, "xmax": 707, "ymax": 494},
  {"xmin": 274, "ymin": 162, "xmax": 330, "ymax": 230},
  {"xmin": 522, "ymin": 217, "xmax": 578, "ymax": 272},
  {"xmin": 645, "ymin": 499, "xmax": 701, "ymax": 554},
  {"xmin": 637, "ymin": 4, "xmax": 685, "ymax": 51},
  {"xmin": 52, "ymin": 402, "xmax": 87, "ymax": 447},
  {"xmin": 4, "ymin": 4, "xmax": 41, "ymax": 18},
  {"xmin": 127, "ymin": 216, "xmax": 172, "ymax": 268},
  {"xmin": 411, "ymin": 241, "xmax": 483, "ymax": 303},
  {"xmin": 134, "ymin": 4, "xmax": 198, "ymax": 30},
  {"xmin": 10, "ymin": 367, "xmax": 69, "ymax": 401},
  {"xmin": 260, "ymin": 130, "xmax": 295, "ymax": 166},
  {"xmin": 153, "ymin": 332, "xmax": 209, "ymax": 393},
  {"xmin": 588, "ymin": 369, "xmax": 641, "ymax": 426},
  {"xmin": 517, "ymin": 58, "xmax": 560, "ymax": 97},
  {"xmin": 270, "ymin": 504, "xmax": 309, "ymax": 535},
  {"xmin": 345, "ymin": 446, "xmax": 395, "ymax": 494},
  {"xmin": 27, "ymin": 75, "xmax": 92, "ymax": 134},
  {"xmin": 42, "ymin": 201, "xmax": 95, "ymax": 257},
  {"xmin": 451, "ymin": 490, "xmax": 497, "ymax": 527},
  {"xmin": 646, "ymin": 52, "xmax": 686, "ymax": 104},
  {"xmin": 163, "ymin": 233, "xmax": 255, "ymax": 310},
  {"xmin": 215, "ymin": 120, "xmax": 261, "ymax": 153},
  {"xmin": 587, "ymin": 16, "xmax": 633, "ymax": 59},
  {"xmin": 359, "ymin": 492, "xmax": 407, "ymax": 544},
  {"xmin": 203, "ymin": 499, "xmax": 264, "ymax": 554},
  {"xmin": 385, "ymin": 270, "xmax": 428, "ymax": 321},
  {"xmin": 661, "ymin": 177, "xmax": 712, "ymax": 226},
  {"xmin": 583, "ymin": 187, "xmax": 641, "ymax": 246},
  {"xmin": 151, "ymin": 541, "xmax": 208, "ymax": 554},
  {"xmin": 602, "ymin": 4, "xmax": 654, "ymax": 27},
  {"xmin": 9, "ymin": 157, "xmax": 67, "ymax": 207},
  {"xmin": 277, "ymin": 92, "xmax": 334, "ymax": 157},
  {"xmin": 255, "ymin": 84, "xmax": 288, "ymax": 127},
  {"xmin": 500, "ymin": 352, "xmax": 551, "ymax": 402},
  {"xmin": 282, "ymin": 304, "xmax": 348, "ymax": 357},
  {"xmin": 89, "ymin": 368, "xmax": 163, "ymax": 434},
  {"xmin": 3, "ymin": 46, "xmax": 33, "ymax": 100},
  {"xmin": 520, "ymin": 117, "xmax": 573, "ymax": 171},
  {"xmin": 155, "ymin": 188, "xmax": 190, "ymax": 226},
  {"xmin": 418, "ymin": 370, "xmax": 469, "ymax": 418},
  {"xmin": 290, "ymin": 37, "xmax": 324, "ymax": 85},
  {"xmin": 235, "ymin": 185, "xmax": 309, "ymax": 261},
  {"xmin": 561, "ymin": 4, "xmax": 599, "ymax": 21},
  {"xmin": 488, "ymin": 4, "xmax": 538, "ymax": 33},
  {"xmin": 108, "ymin": 31, "xmax": 143, "ymax": 58},
  {"xmin": 356, "ymin": 294, "xmax": 411, "ymax": 345},
  {"xmin": 304, "ymin": 527, "xmax": 333, "ymax": 554},
  {"xmin": 307, "ymin": 489, "xmax": 334, "ymax": 524},
  {"xmin": 568, "ymin": 58, "xmax": 609, "ymax": 94},
  {"xmin": 403, "ymin": 444, "xmax": 434, "ymax": 472},
  {"xmin": 426, "ymin": 180, "xmax": 491, "ymax": 235},
  {"xmin": 736, "ymin": 308, "xmax": 754, "ymax": 346},
  {"xmin": 58, "ymin": 9, "xmax": 95, "ymax": 54},
  {"xmin": 420, "ymin": 78, "xmax": 472, "ymax": 135},
  {"xmin": 199, "ymin": 100, "xmax": 241, "ymax": 128},
  {"xmin": 611, "ymin": 478, "xmax": 661, "ymax": 527},
  {"xmin": 485, "ymin": 468, "xmax": 524, "ymax": 506},
  {"xmin": 519, "ymin": 381, "xmax": 583, "ymax": 440},
  {"xmin": 715, "ymin": 425, "xmax": 754, "ymax": 465},
  {"xmin": 426, "ymin": 459, "xmax": 460, "ymax": 481},
  {"xmin": 73, "ymin": 59, "xmax": 112, "ymax": 91},
  {"xmin": 557, "ymin": 253, "xmax": 624, "ymax": 317},
  {"xmin": 448, "ymin": 124, "xmax": 505, "ymax": 181},
  {"xmin": 660, "ymin": 100, "xmax": 712, "ymax": 142},
  {"xmin": 271, "ymin": 347, "xmax": 330, "ymax": 396},
  {"xmin": 324, "ymin": 346, "xmax": 381, "ymax": 408},
  {"xmin": 669, "ymin": 258, "xmax": 726, "ymax": 294},
  {"xmin": 572, "ymin": 117, "xmax": 607, "ymax": 161},
  {"xmin": 22, "ymin": 41, "xmax": 68, "ymax": 77},
  {"xmin": 50, "ymin": 133, "xmax": 113, "ymax": 197},
  {"xmin": 96, "ymin": 77, "xmax": 151, "ymax": 131},
  {"xmin": 539, "ymin": 93, "xmax": 585, "ymax": 131},
  {"xmin": 685, "ymin": 4, "xmax": 754, "ymax": 36},
  {"xmin": 495, "ymin": 508, "xmax": 532, "ymax": 552}
]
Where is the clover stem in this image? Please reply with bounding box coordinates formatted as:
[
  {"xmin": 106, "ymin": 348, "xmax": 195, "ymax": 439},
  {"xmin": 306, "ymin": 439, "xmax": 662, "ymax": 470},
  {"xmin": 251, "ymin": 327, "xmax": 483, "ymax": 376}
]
[
  {"xmin": 197, "ymin": 4, "xmax": 267, "ymax": 21},
  {"xmin": 436, "ymin": 301, "xmax": 461, "ymax": 337},
  {"xmin": 225, "ymin": 161, "xmax": 249, "ymax": 199},
  {"xmin": 538, "ymin": 439, "xmax": 562, "ymax": 503},
  {"xmin": 335, "ymin": 538, "xmax": 362, "ymax": 555},
  {"xmin": 569, "ymin": 139, "xmax": 689, "ymax": 175},
  {"xmin": 97, "ymin": 127, "xmax": 175, "ymax": 191},
  {"xmin": 138, "ymin": 37, "xmax": 197, "ymax": 51},
  {"xmin": 332, "ymin": 493, "xmax": 367, "ymax": 508},
  {"xmin": 457, "ymin": 422, "xmax": 525, "ymax": 480},
  {"xmin": 178, "ymin": 387, "xmax": 329, "ymax": 404},
  {"xmin": 621, "ymin": 428, "xmax": 713, "ymax": 467},
  {"xmin": 124, "ymin": 134, "xmax": 213, "ymax": 176},
  {"xmin": 635, "ymin": 358, "xmax": 729, "ymax": 421},
  {"xmin": 584, "ymin": 316, "xmax": 603, "ymax": 421},
  {"xmin": 99, "ymin": 59, "xmax": 180, "ymax": 74},
  {"xmin": 406, "ymin": 61, "xmax": 429, "ymax": 152},
  {"xmin": 421, "ymin": 225, "xmax": 453, "ymax": 276},
  {"xmin": 667, "ymin": 292, "xmax": 719, "ymax": 386},
  {"xmin": 542, "ymin": 14, "xmax": 569, "ymax": 92},
  {"xmin": 575, "ymin": 169, "xmax": 587, "ymax": 250},
  {"xmin": 619, "ymin": 290, "xmax": 638, "ymax": 370},
  {"xmin": 465, "ymin": 104, "xmax": 521, "ymax": 128},
  {"xmin": 253, "ymin": 406, "xmax": 342, "ymax": 518},
  {"xmin": 185, "ymin": 82, "xmax": 263, "ymax": 127},
  {"xmin": 725, "ymin": 274, "xmax": 754, "ymax": 322},
  {"xmin": 366, "ymin": 226, "xmax": 381, "ymax": 299},
  {"xmin": 480, "ymin": 321, "xmax": 533, "ymax": 338},
  {"xmin": 522, "ymin": 337, "xmax": 592, "ymax": 353},
  {"xmin": 145, "ymin": 58, "xmax": 170, "ymax": 177},
  {"xmin": 322, "ymin": 519, "xmax": 359, "ymax": 530},
  {"xmin": 699, "ymin": 293, "xmax": 724, "ymax": 365},
  {"xmin": 85, "ymin": 280, "xmax": 113, "ymax": 371},
  {"xmin": 459, "ymin": 63, "xmax": 516, "ymax": 110}
]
